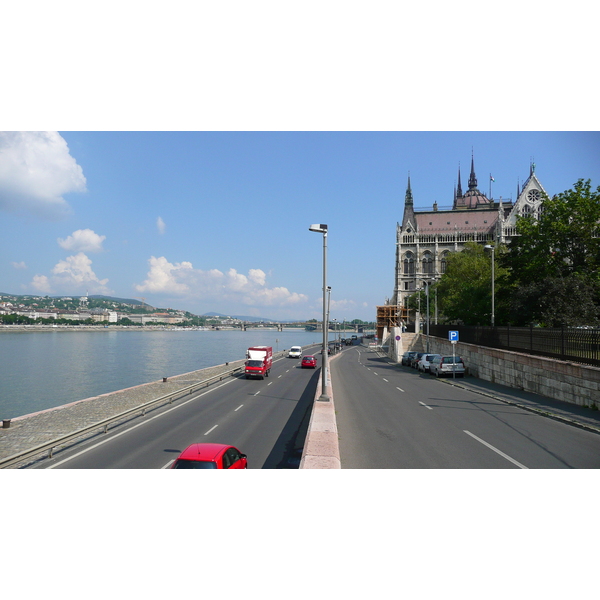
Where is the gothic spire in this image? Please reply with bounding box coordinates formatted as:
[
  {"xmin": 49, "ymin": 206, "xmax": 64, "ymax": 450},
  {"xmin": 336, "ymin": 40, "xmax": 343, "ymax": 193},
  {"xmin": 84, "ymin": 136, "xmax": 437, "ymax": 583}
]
[
  {"xmin": 405, "ymin": 173, "xmax": 413, "ymax": 205},
  {"xmin": 468, "ymin": 152, "xmax": 478, "ymax": 191},
  {"xmin": 456, "ymin": 163, "xmax": 463, "ymax": 198}
]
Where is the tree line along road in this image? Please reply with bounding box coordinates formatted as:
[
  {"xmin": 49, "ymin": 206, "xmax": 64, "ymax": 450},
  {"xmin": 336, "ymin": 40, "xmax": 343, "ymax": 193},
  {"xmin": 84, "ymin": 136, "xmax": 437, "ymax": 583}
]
[{"xmin": 331, "ymin": 347, "xmax": 600, "ymax": 468}]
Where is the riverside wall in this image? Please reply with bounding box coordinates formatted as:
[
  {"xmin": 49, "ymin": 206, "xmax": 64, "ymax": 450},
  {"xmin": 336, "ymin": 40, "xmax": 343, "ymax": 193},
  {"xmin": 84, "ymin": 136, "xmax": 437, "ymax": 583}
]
[{"xmin": 403, "ymin": 334, "xmax": 600, "ymax": 409}]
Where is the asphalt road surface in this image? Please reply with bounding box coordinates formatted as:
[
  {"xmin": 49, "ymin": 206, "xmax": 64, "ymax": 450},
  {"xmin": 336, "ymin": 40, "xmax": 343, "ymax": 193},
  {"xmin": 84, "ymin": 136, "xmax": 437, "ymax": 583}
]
[
  {"xmin": 39, "ymin": 347, "xmax": 322, "ymax": 469},
  {"xmin": 331, "ymin": 347, "xmax": 600, "ymax": 468}
]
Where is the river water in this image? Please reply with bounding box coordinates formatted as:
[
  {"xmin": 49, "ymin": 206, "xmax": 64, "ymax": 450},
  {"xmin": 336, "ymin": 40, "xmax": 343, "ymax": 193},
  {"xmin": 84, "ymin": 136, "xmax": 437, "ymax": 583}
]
[{"xmin": 0, "ymin": 328, "xmax": 345, "ymax": 420}]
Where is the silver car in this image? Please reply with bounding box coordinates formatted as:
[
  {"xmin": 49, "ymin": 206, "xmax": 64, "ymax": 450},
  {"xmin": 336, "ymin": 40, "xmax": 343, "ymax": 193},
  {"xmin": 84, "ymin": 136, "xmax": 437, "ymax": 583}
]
[
  {"xmin": 417, "ymin": 354, "xmax": 441, "ymax": 373},
  {"xmin": 430, "ymin": 355, "xmax": 465, "ymax": 377}
]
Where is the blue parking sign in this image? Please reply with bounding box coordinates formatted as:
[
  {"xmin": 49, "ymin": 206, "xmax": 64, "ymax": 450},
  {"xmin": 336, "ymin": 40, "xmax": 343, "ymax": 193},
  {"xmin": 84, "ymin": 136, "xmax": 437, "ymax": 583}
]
[{"xmin": 449, "ymin": 330, "xmax": 459, "ymax": 342}]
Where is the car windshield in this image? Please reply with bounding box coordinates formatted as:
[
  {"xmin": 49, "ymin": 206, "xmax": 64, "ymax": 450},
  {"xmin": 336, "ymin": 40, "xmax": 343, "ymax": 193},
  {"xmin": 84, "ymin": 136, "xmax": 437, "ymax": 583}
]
[
  {"xmin": 172, "ymin": 459, "xmax": 218, "ymax": 469},
  {"xmin": 247, "ymin": 360, "xmax": 263, "ymax": 367}
]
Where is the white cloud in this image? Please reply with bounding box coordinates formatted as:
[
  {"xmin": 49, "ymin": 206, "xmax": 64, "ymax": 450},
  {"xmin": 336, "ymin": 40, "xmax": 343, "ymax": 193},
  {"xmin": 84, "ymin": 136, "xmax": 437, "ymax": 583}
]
[
  {"xmin": 58, "ymin": 229, "xmax": 106, "ymax": 253},
  {"xmin": 135, "ymin": 256, "xmax": 308, "ymax": 308},
  {"xmin": 157, "ymin": 216, "xmax": 166, "ymax": 235},
  {"xmin": 28, "ymin": 252, "xmax": 111, "ymax": 295},
  {"xmin": 0, "ymin": 131, "xmax": 87, "ymax": 218},
  {"xmin": 135, "ymin": 256, "xmax": 192, "ymax": 293},
  {"xmin": 30, "ymin": 274, "xmax": 52, "ymax": 293},
  {"xmin": 12, "ymin": 261, "xmax": 27, "ymax": 269}
]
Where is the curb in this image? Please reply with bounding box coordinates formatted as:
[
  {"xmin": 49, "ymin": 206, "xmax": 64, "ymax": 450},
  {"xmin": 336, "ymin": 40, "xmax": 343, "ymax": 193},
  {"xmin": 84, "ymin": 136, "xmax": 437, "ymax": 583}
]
[
  {"xmin": 300, "ymin": 352, "xmax": 343, "ymax": 469},
  {"xmin": 375, "ymin": 349, "xmax": 600, "ymax": 437},
  {"xmin": 440, "ymin": 378, "xmax": 600, "ymax": 436}
]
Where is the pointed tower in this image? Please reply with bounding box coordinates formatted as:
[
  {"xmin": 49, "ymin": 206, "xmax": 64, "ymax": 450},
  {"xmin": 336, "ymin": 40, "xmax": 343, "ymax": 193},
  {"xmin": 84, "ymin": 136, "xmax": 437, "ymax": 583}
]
[
  {"xmin": 401, "ymin": 174, "xmax": 415, "ymax": 231},
  {"xmin": 468, "ymin": 153, "xmax": 478, "ymax": 192},
  {"xmin": 457, "ymin": 151, "xmax": 491, "ymax": 208},
  {"xmin": 453, "ymin": 164, "xmax": 463, "ymax": 209}
]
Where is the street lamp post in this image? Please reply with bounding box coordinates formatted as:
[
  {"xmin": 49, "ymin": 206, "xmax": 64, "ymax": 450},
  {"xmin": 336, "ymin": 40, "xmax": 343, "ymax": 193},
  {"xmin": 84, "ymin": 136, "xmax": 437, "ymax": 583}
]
[
  {"xmin": 484, "ymin": 244, "xmax": 495, "ymax": 327},
  {"xmin": 309, "ymin": 224, "xmax": 330, "ymax": 401}
]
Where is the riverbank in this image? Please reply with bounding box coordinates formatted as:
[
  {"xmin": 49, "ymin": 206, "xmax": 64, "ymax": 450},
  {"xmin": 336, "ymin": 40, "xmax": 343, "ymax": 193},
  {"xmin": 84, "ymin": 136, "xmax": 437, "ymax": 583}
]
[{"xmin": 0, "ymin": 357, "xmax": 250, "ymax": 467}]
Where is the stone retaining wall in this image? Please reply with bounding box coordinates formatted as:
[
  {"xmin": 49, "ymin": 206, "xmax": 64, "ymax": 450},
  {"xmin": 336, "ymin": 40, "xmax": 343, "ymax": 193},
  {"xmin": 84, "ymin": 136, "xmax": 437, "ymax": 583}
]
[{"xmin": 410, "ymin": 336, "xmax": 600, "ymax": 409}]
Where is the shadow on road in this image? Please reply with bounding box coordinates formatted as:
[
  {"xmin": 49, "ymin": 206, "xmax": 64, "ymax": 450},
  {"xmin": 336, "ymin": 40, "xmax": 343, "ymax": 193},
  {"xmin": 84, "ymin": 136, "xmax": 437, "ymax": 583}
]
[{"xmin": 261, "ymin": 368, "xmax": 321, "ymax": 469}]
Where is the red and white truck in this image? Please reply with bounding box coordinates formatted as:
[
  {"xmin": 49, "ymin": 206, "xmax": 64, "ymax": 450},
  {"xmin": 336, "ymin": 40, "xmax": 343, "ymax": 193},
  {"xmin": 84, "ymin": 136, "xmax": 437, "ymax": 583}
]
[{"xmin": 244, "ymin": 346, "xmax": 273, "ymax": 379}]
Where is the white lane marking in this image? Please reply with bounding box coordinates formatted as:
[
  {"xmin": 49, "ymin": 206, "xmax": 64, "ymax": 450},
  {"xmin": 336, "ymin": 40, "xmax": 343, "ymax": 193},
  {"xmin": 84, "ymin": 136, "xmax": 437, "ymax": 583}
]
[
  {"xmin": 204, "ymin": 424, "xmax": 218, "ymax": 436},
  {"xmin": 278, "ymin": 375, "xmax": 282, "ymax": 378},
  {"xmin": 268, "ymin": 382, "xmax": 273, "ymax": 386},
  {"xmin": 254, "ymin": 391, "xmax": 260, "ymax": 396},
  {"xmin": 464, "ymin": 430, "xmax": 529, "ymax": 469},
  {"xmin": 419, "ymin": 401, "xmax": 433, "ymax": 410},
  {"xmin": 234, "ymin": 405, "xmax": 243, "ymax": 411},
  {"xmin": 47, "ymin": 377, "xmax": 237, "ymax": 469},
  {"xmin": 373, "ymin": 372, "xmax": 378, "ymax": 376},
  {"xmin": 162, "ymin": 459, "xmax": 175, "ymax": 469},
  {"xmin": 396, "ymin": 387, "xmax": 405, "ymax": 392},
  {"xmin": 383, "ymin": 378, "xmax": 388, "ymax": 382}
]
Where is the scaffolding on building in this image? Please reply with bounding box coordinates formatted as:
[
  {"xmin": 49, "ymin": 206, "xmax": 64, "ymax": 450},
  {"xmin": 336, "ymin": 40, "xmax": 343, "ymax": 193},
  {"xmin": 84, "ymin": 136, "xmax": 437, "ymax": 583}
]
[{"xmin": 376, "ymin": 305, "xmax": 410, "ymax": 342}]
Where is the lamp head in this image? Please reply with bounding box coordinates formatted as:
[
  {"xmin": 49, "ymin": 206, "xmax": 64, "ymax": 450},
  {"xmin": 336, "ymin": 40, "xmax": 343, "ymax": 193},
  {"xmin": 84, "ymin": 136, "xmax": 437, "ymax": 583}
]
[{"xmin": 309, "ymin": 224, "xmax": 328, "ymax": 233}]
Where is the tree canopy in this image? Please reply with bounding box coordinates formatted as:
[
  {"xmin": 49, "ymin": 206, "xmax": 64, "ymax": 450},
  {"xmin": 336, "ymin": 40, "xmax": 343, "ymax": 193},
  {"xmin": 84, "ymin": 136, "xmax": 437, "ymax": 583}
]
[
  {"xmin": 500, "ymin": 179, "xmax": 600, "ymax": 326},
  {"xmin": 432, "ymin": 242, "xmax": 508, "ymax": 325}
]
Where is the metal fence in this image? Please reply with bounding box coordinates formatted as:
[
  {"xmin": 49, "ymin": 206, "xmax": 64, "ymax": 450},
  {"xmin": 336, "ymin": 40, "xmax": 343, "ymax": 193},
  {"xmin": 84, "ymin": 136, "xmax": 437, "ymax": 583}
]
[{"xmin": 427, "ymin": 324, "xmax": 600, "ymax": 368}]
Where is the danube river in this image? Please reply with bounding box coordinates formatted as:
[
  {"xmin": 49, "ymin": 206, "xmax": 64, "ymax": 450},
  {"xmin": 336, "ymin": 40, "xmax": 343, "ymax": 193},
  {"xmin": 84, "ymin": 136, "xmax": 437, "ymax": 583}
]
[{"xmin": 0, "ymin": 328, "xmax": 343, "ymax": 420}]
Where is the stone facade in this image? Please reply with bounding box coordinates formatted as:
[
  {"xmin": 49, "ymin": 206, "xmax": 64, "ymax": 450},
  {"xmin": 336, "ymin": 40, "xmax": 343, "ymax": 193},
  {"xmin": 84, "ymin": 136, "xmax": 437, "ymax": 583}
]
[{"xmin": 390, "ymin": 157, "xmax": 550, "ymax": 311}]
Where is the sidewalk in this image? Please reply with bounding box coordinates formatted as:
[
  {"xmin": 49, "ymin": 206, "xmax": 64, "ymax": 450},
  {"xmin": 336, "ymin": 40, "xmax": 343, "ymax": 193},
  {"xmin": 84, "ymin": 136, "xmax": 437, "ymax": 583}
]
[{"xmin": 0, "ymin": 359, "xmax": 247, "ymax": 467}]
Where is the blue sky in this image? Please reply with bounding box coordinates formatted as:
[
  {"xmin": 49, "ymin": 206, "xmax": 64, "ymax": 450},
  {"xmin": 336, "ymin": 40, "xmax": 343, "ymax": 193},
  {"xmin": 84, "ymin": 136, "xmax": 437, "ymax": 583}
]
[
  {"xmin": 1, "ymin": 131, "xmax": 599, "ymax": 321},
  {"xmin": 2, "ymin": 4, "xmax": 599, "ymax": 322}
]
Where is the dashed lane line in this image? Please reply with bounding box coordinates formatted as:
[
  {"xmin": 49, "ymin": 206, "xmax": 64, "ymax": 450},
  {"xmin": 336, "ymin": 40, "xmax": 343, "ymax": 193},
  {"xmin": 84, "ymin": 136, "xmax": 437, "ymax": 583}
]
[
  {"xmin": 464, "ymin": 430, "xmax": 528, "ymax": 469},
  {"xmin": 204, "ymin": 424, "xmax": 218, "ymax": 436},
  {"xmin": 46, "ymin": 377, "xmax": 237, "ymax": 469}
]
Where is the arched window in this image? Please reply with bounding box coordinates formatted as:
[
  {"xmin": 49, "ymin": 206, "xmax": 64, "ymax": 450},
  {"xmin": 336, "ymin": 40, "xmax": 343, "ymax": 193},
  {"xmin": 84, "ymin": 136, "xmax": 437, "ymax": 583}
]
[
  {"xmin": 440, "ymin": 251, "xmax": 449, "ymax": 274},
  {"xmin": 422, "ymin": 251, "xmax": 434, "ymax": 274},
  {"xmin": 404, "ymin": 252, "xmax": 415, "ymax": 274}
]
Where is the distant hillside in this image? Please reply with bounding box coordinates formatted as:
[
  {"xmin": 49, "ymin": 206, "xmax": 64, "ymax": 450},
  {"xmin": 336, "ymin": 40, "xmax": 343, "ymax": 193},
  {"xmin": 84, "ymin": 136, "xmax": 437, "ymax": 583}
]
[{"xmin": 89, "ymin": 295, "xmax": 154, "ymax": 307}]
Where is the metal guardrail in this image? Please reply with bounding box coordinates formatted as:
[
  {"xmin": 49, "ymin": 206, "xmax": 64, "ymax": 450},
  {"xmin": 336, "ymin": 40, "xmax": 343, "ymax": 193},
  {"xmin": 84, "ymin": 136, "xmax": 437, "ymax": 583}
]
[{"xmin": 0, "ymin": 365, "xmax": 244, "ymax": 469}]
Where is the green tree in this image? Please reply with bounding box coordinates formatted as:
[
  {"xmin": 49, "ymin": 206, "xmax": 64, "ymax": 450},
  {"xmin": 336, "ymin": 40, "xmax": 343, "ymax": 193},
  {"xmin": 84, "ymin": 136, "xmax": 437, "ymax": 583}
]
[
  {"xmin": 435, "ymin": 242, "xmax": 509, "ymax": 325},
  {"xmin": 501, "ymin": 179, "xmax": 600, "ymax": 326}
]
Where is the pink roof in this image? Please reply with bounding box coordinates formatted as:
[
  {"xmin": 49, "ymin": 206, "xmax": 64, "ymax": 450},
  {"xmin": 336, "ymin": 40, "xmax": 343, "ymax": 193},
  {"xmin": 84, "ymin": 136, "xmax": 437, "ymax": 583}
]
[{"xmin": 415, "ymin": 209, "xmax": 498, "ymax": 233}]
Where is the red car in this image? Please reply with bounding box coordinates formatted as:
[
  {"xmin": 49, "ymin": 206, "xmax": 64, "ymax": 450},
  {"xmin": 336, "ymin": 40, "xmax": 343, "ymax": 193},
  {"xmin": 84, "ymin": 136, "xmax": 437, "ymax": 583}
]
[
  {"xmin": 301, "ymin": 355, "xmax": 317, "ymax": 368},
  {"xmin": 171, "ymin": 443, "xmax": 247, "ymax": 469}
]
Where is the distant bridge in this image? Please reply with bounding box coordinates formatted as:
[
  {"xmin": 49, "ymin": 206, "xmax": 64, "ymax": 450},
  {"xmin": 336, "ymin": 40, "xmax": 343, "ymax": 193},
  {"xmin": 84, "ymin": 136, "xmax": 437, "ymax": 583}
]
[{"xmin": 237, "ymin": 322, "xmax": 365, "ymax": 333}]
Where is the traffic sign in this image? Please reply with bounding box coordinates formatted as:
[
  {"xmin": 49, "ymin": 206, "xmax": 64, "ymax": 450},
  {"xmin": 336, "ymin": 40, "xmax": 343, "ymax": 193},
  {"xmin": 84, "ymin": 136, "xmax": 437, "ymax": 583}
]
[{"xmin": 449, "ymin": 330, "xmax": 459, "ymax": 342}]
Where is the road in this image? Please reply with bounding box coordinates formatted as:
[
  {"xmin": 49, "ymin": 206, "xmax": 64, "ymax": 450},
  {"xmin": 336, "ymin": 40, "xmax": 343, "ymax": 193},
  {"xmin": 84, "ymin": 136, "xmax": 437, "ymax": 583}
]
[
  {"xmin": 39, "ymin": 346, "xmax": 322, "ymax": 469},
  {"xmin": 331, "ymin": 347, "xmax": 600, "ymax": 468}
]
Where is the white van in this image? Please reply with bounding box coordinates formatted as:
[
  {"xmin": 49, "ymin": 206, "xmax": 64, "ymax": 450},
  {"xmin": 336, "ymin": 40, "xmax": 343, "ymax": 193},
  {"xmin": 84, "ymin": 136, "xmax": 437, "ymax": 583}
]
[{"xmin": 288, "ymin": 346, "xmax": 302, "ymax": 358}]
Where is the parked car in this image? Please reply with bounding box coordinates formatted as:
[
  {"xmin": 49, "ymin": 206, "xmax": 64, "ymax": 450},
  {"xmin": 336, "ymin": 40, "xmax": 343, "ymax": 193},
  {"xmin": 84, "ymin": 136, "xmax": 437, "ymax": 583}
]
[
  {"xmin": 429, "ymin": 355, "xmax": 466, "ymax": 378},
  {"xmin": 301, "ymin": 355, "xmax": 317, "ymax": 368},
  {"xmin": 417, "ymin": 353, "xmax": 441, "ymax": 373},
  {"xmin": 401, "ymin": 351, "xmax": 418, "ymax": 366},
  {"xmin": 411, "ymin": 352, "xmax": 426, "ymax": 369},
  {"xmin": 288, "ymin": 345, "xmax": 302, "ymax": 358},
  {"xmin": 171, "ymin": 443, "xmax": 248, "ymax": 469}
]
